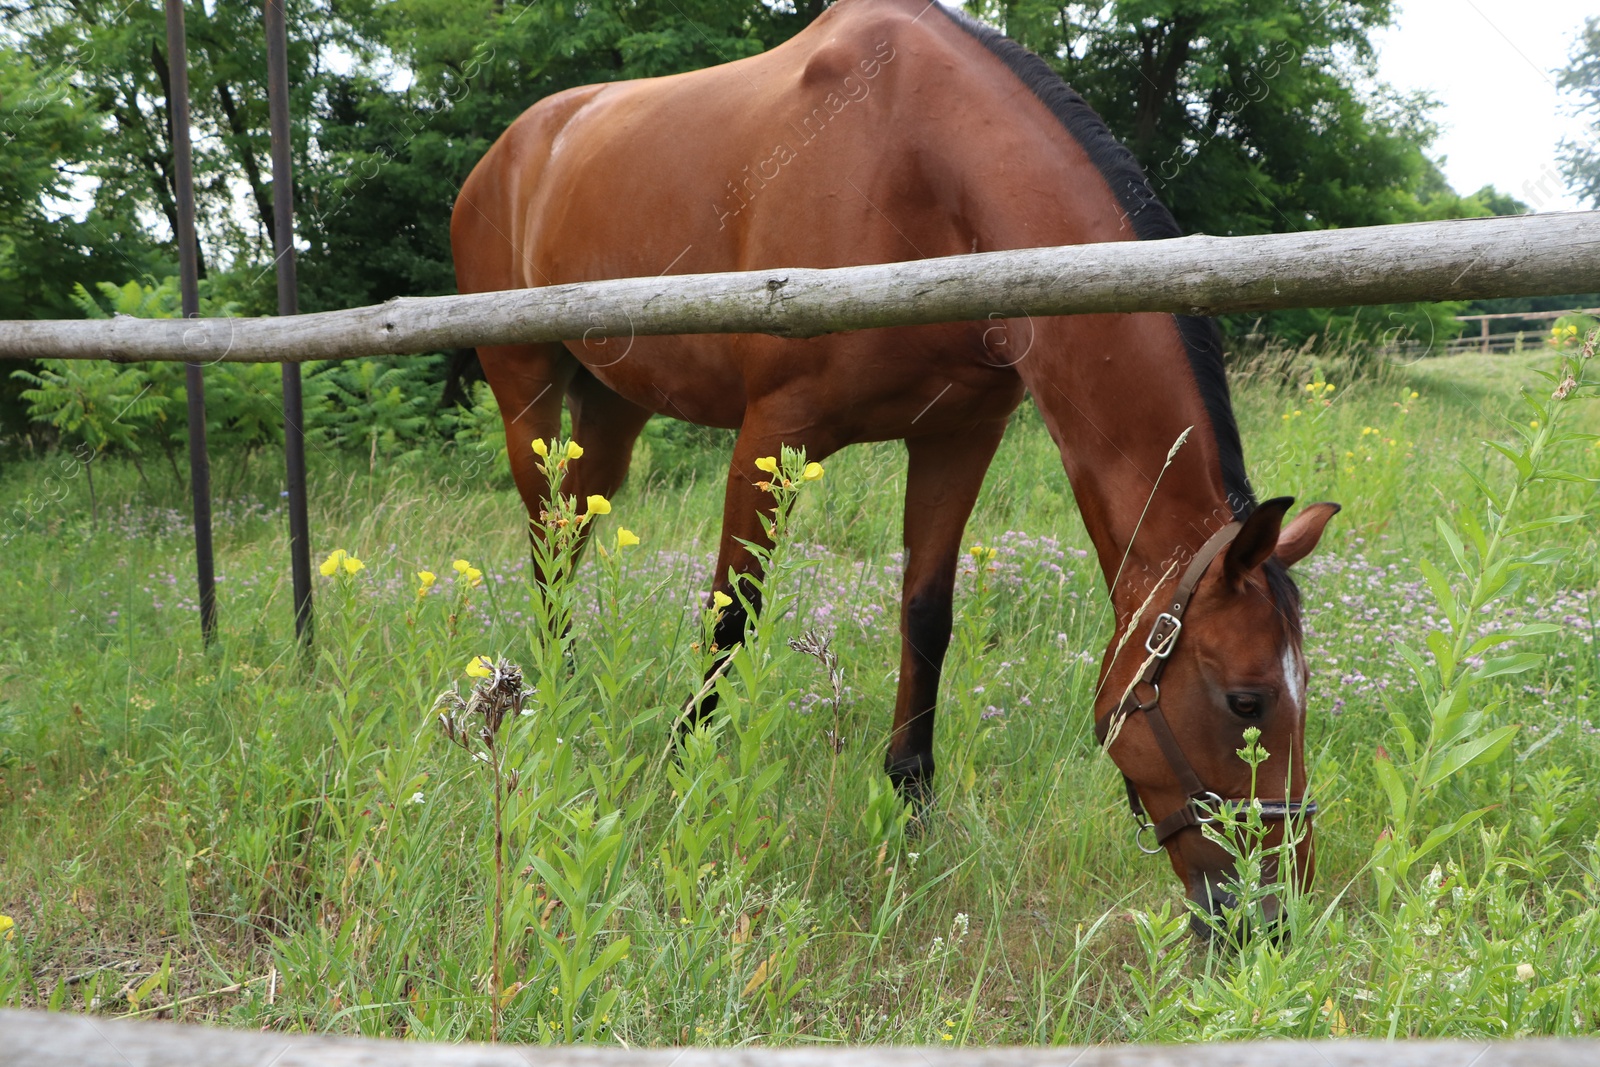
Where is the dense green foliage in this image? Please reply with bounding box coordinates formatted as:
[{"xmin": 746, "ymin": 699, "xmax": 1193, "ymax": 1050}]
[
  {"xmin": 0, "ymin": 0, "xmax": 1558, "ymax": 441},
  {"xmin": 5, "ymin": 347, "xmax": 1600, "ymax": 1040}
]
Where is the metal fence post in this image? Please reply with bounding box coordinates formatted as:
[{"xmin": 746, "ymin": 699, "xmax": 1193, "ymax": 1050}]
[
  {"xmin": 163, "ymin": 0, "xmax": 217, "ymax": 645},
  {"xmin": 265, "ymin": 0, "xmax": 313, "ymax": 644}
]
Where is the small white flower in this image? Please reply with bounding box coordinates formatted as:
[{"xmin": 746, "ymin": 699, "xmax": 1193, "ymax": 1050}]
[
  {"xmin": 409, "ymin": 791, "xmax": 425, "ymax": 805},
  {"xmin": 1517, "ymin": 963, "xmax": 1536, "ymax": 982}
]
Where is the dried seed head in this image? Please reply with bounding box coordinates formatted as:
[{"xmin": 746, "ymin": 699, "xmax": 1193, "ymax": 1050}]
[
  {"xmin": 466, "ymin": 659, "xmax": 528, "ymax": 737},
  {"xmin": 433, "ymin": 661, "xmax": 532, "ymax": 754},
  {"xmin": 434, "ymin": 690, "xmax": 469, "ymax": 747}
]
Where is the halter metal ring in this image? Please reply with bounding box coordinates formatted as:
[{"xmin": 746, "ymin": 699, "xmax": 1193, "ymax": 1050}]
[
  {"xmin": 1130, "ymin": 681, "xmax": 1160, "ymax": 710},
  {"xmin": 1134, "ymin": 821, "xmax": 1163, "ymax": 854},
  {"xmin": 1191, "ymin": 791, "xmax": 1226, "ymax": 825}
]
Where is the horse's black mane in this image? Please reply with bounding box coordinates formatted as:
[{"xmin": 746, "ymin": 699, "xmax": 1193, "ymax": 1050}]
[
  {"xmin": 932, "ymin": 4, "xmax": 1253, "ymax": 517},
  {"xmin": 934, "ymin": 4, "xmax": 1301, "ymax": 632}
]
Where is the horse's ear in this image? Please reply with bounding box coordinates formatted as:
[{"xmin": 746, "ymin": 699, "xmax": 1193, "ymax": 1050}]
[
  {"xmin": 1274, "ymin": 501, "xmax": 1341, "ymax": 567},
  {"xmin": 1224, "ymin": 496, "xmax": 1294, "ymax": 586}
]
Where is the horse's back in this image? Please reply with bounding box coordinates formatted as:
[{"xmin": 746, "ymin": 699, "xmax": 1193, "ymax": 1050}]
[{"xmin": 455, "ymin": 0, "xmax": 979, "ymax": 288}]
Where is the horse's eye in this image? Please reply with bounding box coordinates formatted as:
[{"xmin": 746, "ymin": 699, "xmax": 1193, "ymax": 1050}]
[{"xmin": 1227, "ymin": 692, "xmax": 1264, "ymax": 719}]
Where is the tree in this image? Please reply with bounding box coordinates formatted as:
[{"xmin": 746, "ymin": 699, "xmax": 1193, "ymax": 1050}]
[
  {"xmin": 974, "ymin": 0, "xmax": 1463, "ymax": 235},
  {"xmin": 965, "ymin": 0, "xmax": 1535, "ymax": 346},
  {"xmin": 1560, "ymin": 16, "xmax": 1600, "ymax": 207}
]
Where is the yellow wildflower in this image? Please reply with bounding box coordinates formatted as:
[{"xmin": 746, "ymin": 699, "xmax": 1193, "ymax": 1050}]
[
  {"xmin": 713, "ymin": 591, "xmax": 733, "ymax": 609},
  {"xmin": 531, "ymin": 439, "xmax": 549, "ymax": 458},
  {"xmin": 616, "ymin": 528, "xmax": 640, "ymax": 548},
  {"xmin": 754, "ymin": 456, "xmax": 780, "ymax": 475},
  {"xmin": 585, "ymin": 494, "xmax": 611, "ymax": 517},
  {"xmin": 969, "ymin": 544, "xmax": 997, "ymax": 562},
  {"xmin": 416, "ymin": 570, "xmax": 437, "ymax": 596},
  {"xmin": 452, "ymin": 559, "xmax": 483, "ymax": 587},
  {"xmin": 465, "ymin": 655, "xmax": 494, "ymax": 678},
  {"xmin": 319, "ymin": 549, "xmax": 361, "ymax": 577},
  {"xmin": 0, "ymin": 914, "xmax": 13, "ymax": 941},
  {"xmin": 802, "ymin": 461, "xmax": 824, "ymax": 481},
  {"xmin": 566, "ymin": 440, "xmax": 584, "ymax": 460}
]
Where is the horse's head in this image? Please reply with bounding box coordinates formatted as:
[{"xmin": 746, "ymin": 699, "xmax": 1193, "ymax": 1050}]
[{"xmin": 1098, "ymin": 497, "xmax": 1339, "ymax": 939}]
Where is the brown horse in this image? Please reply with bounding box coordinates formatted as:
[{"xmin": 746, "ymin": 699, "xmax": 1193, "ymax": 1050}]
[{"xmin": 451, "ymin": 0, "xmax": 1339, "ymax": 929}]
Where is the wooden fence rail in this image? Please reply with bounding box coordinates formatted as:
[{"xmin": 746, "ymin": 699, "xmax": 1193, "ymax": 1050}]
[
  {"xmin": 2, "ymin": 212, "xmax": 1598, "ymax": 364},
  {"xmin": 4, "ymin": 1010, "xmax": 1600, "ymax": 1067}
]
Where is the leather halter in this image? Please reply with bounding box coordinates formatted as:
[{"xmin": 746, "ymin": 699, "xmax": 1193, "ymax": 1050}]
[{"xmin": 1093, "ymin": 522, "xmax": 1318, "ymax": 854}]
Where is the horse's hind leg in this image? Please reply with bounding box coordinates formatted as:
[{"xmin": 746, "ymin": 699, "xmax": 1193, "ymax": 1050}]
[
  {"xmin": 884, "ymin": 420, "xmax": 1008, "ymax": 810},
  {"xmin": 558, "ymin": 365, "xmax": 654, "ymax": 546}
]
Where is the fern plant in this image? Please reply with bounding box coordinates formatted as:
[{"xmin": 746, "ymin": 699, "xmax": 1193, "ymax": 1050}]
[
  {"xmin": 307, "ymin": 357, "xmax": 437, "ymax": 471},
  {"xmin": 11, "ymin": 360, "xmax": 167, "ymax": 523}
]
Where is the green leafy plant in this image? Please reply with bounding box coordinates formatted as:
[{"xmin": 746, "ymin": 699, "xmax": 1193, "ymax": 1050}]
[{"xmin": 1373, "ymin": 336, "xmax": 1598, "ymax": 913}]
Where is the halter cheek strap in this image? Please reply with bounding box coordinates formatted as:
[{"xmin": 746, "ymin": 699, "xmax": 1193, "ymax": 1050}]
[{"xmin": 1093, "ymin": 521, "xmax": 1317, "ymax": 852}]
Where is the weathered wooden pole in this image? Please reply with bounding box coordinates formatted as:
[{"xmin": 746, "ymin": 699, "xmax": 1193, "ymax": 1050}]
[
  {"xmin": 7, "ymin": 1007, "xmax": 1600, "ymax": 1066},
  {"xmin": 1, "ymin": 212, "xmax": 1599, "ymax": 363},
  {"xmin": 162, "ymin": 0, "xmax": 217, "ymax": 645},
  {"xmin": 265, "ymin": 0, "xmax": 313, "ymax": 645}
]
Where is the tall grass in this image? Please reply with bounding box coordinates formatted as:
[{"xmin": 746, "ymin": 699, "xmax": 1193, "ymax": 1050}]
[{"xmin": 3, "ymin": 347, "xmax": 1600, "ymax": 1042}]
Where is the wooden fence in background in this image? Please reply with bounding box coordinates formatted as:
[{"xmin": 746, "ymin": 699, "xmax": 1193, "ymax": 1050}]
[{"xmin": 1452, "ymin": 306, "xmax": 1600, "ymax": 353}]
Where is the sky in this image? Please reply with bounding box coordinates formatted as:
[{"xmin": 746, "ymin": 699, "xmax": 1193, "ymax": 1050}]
[{"xmin": 1372, "ymin": 0, "xmax": 1594, "ymax": 212}]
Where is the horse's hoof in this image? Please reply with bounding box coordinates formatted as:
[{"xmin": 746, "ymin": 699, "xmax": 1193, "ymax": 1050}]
[{"xmin": 887, "ymin": 763, "xmax": 934, "ymax": 833}]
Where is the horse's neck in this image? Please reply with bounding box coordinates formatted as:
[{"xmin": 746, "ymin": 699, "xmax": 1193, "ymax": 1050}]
[
  {"xmin": 910, "ymin": 11, "xmax": 1244, "ymax": 617},
  {"xmin": 1013, "ymin": 313, "xmax": 1239, "ymax": 619}
]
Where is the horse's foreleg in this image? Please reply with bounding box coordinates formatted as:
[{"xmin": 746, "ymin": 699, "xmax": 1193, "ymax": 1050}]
[
  {"xmin": 885, "ymin": 421, "xmax": 1008, "ymax": 810},
  {"xmin": 683, "ymin": 417, "xmax": 837, "ymax": 731}
]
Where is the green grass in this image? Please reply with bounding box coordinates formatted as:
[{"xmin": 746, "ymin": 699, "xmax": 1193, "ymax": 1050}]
[{"xmin": 4, "ymin": 345, "xmax": 1600, "ymax": 1043}]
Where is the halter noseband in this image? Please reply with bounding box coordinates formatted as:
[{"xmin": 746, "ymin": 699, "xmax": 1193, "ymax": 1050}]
[{"xmin": 1093, "ymin": 522, "xmax": 1318, "ymax": 855}]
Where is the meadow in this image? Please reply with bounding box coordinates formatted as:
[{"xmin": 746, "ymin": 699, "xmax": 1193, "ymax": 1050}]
[{"xmin": 3, "ymin": 341, "xmax": 1600, "ymax": 1043}]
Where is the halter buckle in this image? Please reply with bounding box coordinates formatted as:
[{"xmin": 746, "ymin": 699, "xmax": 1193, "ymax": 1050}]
[
  {"xmin": 1134, "ymin": 821, "xmax": 1163, "ymax": 854},
  {"xmin": 1191, "ymin": 791, "xmax": 1226, "ymax": 825},
  {"xmin": 1145, "ymin": 612, "xmax": 1183, "ymax": 658}
]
